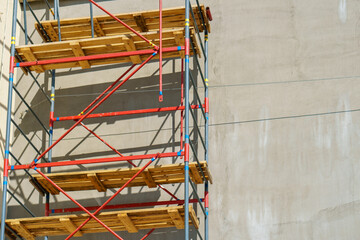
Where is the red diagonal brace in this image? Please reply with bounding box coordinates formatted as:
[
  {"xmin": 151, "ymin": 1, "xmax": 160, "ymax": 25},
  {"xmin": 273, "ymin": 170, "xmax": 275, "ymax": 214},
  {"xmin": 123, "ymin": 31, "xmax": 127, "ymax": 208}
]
[
  {"xmin": 79, "ymin": 123, "xmax": 179, "ymax": 202},
  {"xmin": 79, "ymin": 123, "xmax": 180, "ymax": 207},
  {"xmin": 33, "ymin": 167, "xmax": 124, "ymax": 239},
  {"xmin": 66, "ymin": 154, "xmax": 160, "ymax": 239},
  {"xmin": 75, "ymin": 65, "xmax": 136, "ymax": 167},
  {"xmin": 78, "ymin": 122, "xmax": 136, "ymax": 167},
  {"xmin": 158, "ymin": 184, "xmax": 179, "ymax": 200},
  {"xmin": 29, "ymin": 54, "xmax": 156, "ymax": 168},
  {"xmin": 79, "ymin": 64, "xmax": 136, "ymax": 116},
  {"xmin": 141, "ymin": 229, "xmax": 155, "ymax": 240},
  {"xmin": 89, "ymin": 0, "xmax": 157, "ymax": 50}
]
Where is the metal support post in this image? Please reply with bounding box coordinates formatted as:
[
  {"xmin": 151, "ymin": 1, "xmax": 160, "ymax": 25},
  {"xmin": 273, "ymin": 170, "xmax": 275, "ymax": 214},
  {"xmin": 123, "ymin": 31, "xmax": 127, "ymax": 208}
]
[
  {"xmin": 22, "ymin": 0, "xmax": 28, "ymax": 44},
  {"xmin": 90, "ymin": 2, "xmax": 94, "ymax": 38},
  {"xmin": 45, "ymin": 0, "xmax": 58, "ymax": 221},
  {"xmin": 184, "ymin": 0, "xmax": 190, "ymax": 238},
  {"xmin": 159, "ymin": 0, "xmax": 163, "ymax": 102},
  {"xmin": 189, "ymin": 3, "xmax": 205, "ymax": 55},
  {"xmin": 204, "ymin": 29, "xmax": 209, "ymax": 240},
  {"xmin": 0, "ymin": 0, "xmax": 18, "ymax": 239},
  {"xmin": 180, "ymin": 59, "xmax": 184, "ymax": 151},
  {"xmin": 44, "ymin": 71, "xmax": 55, "ymax": 240},
  {"xmin": 54, "ymin": 0, "xmax": 61, "ymax": 41},
  {"xmin": 0, "ymin": 0, "xmax": 11, "ymax": 87}
]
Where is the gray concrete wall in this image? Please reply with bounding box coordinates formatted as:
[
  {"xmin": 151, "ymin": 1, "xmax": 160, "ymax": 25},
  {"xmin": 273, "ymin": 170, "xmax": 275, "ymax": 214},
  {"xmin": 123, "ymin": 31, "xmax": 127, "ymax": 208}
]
[
  {"xmin": 211, "ymin": 1, "xmax": 360, "ymax": 239},
  {"xmin": 0, "ymin": 0, "xmax": 21, "ymax": 218},
  {"xmin": 4, "ymin": 0, "xmax": 360, "ymax": 239}
]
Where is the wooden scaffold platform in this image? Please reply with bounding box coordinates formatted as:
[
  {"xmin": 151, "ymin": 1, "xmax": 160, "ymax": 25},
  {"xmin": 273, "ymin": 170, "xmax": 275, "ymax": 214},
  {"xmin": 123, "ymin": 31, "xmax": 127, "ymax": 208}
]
[{"xmin": 2, "ymin": 1, "xmax": 212, "ymax": 239}]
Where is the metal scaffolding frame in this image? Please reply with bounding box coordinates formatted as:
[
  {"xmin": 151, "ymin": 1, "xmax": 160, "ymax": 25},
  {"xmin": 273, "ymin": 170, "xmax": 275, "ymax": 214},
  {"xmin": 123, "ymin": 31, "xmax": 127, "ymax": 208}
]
[{"xmin": 0, "ymin": 0, "xmax": 211, "ymax": 239}]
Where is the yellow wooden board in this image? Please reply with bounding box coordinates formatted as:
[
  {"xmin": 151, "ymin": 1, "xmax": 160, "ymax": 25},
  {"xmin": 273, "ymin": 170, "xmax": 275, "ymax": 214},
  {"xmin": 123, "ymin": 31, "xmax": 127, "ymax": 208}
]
[
  {"xmin": 31, "ymin": 161, "xmax": 212, "ymax": 195},
  {"xmin": 16, "ymin": 28, "xmax": 199, "ymax": 73},
  {"xmin": 5, "ymin": 206, "xmax": 199, "ymax": 239},
  {"xmin": 36, "ymin": 5, "xmax": 210, "ymax": 42}
]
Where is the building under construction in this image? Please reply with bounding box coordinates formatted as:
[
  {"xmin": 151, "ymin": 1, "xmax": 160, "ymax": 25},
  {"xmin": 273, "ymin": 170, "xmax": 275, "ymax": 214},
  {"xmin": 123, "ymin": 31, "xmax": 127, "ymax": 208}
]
[
  {"xmin": 0, "ymin": 0, "xmax": 212, "ymax": 239},
  {"xmin": 1, "ymin": 0, "xmax": 360, "ymax": 239}
]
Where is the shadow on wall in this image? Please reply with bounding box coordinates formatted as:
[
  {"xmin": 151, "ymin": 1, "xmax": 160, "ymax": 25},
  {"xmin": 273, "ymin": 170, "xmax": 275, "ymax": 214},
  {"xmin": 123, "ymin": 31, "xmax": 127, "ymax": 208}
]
[
  {"xmin": 13, "ymin": 60, "xmax": 189, "ymax": 159},
  {"xmin": 14, "ymin": 58, "xmax": 200, "ymax": 159},
  {"xmin": 18, "ymin": 61, "xmax": 184, "ymax": 133}
]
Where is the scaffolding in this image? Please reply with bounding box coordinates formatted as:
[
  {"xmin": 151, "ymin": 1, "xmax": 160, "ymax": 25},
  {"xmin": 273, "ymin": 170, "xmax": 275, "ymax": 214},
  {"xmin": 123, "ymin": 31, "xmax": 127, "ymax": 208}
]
[{"xmin": 1, "ymin": 0, "xmax": 211, "ymax": 239}]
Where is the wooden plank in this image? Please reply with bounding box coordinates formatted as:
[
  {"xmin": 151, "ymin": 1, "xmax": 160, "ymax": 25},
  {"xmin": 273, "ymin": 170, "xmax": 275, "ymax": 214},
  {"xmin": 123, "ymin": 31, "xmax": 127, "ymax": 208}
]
[
  {"xmin": 203, "ymin": 162, "xmax": 213, "ymax": 184},
  {"xmin": 189, "ymin": 206, "xmax": 199, "ymax": 229},
  {"xmin": 31, "ymin": 161, "xmax": 211, "ymax": 193},
  {"xmin": 5, "ymin": 225, "xmax": 17, "ymax": 240},
  {"xmin": 141, "ymin": 169, "xmax": 157, "ymax": 188},
  {"xmin": 189, "ymin": 164, "xmax": 203, "ymax": 184},
  {"xmin": 10, "ymin": 221, "xmax": 35, "ymax": 240},
  {"xmin": 21, "ymin": 47, "xmax": 44, "ymax": 73},
  {"xmin": 93, "ymin": 18, "xmax": 105, "ymax": 37},
  {"xmin": 173, "ymin": 31, "xmax": 185, "ymax": 58},
  {"xmin": 190, "ymin": 29, "xmax": 201, "ymax": 58},
  {"xmin": 6, "ymin": 206, "xmax": 197, "ymax": 237},
  {"xmin": 17, "ymin": 28, "xmax": 194, "ymax": 71},
  {"xmin": 69, "ymin": 42, "xmax": 91, "ymax": 69},
  {"xmin": 38, "ymin": 179, "xmax": 60, "ymax": 195},
  {"xmin": 87, "ymin": 173, "xmax": 106, "ymax": 192},
  {"xmin": 123, "ymin": 37, "xmax": 142, "ymax": 64},
  {"xmin": 167, "ymin": 209, "xmax": 185, "ymax": 229},
  {"xmin": 59, "ymin": 218, "xmax": 83, "ymax": 237},
  {"xmin": 42, "ymin": 22, "xmax": 59, "ymax": 42},
  {"xmin": 29, "ymin": 178, "xmax": 46, "ymax": 196},
  {"xmin": 117, "ymin": 213, "xmax": 138, "ymax": 233},
  {"xmin": 201, "ymin": 5, "xmax": 211, "ymax": 33},
  {"xmin": 133, "ymin": 13, "xmax": 148, "ymax": 32},
  {"xmin": 35, "ymin": 6, "xmax": 209, "ymax": 42},
  {"xmin": 34, "ymin": 23, "xmax": 49, "ymax": 43}
]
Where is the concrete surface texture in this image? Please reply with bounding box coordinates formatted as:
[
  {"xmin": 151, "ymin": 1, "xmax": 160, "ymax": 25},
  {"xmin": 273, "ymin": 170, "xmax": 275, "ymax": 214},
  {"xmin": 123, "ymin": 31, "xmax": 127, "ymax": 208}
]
[
  {"xmin": 2, "ymin": 0, "xmax": 360, "ymax": 239},
  {"xmin": 0, "ymin": 0, "xmax": 20, "ymax": 222}
]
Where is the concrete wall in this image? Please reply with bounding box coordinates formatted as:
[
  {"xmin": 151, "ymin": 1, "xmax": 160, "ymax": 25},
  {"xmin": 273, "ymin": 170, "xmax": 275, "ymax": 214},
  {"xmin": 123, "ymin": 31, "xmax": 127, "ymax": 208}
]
[
  {"xmin": 0, "ymin": 0, "xmax": 21, "ymax": 218},
  {"xmin": 211, "ymin": 1, "xmax": 360, "ymax": 239},
  {"xmin": 4, "ymin": 0, "xmax": 360, "ymax": 239}
]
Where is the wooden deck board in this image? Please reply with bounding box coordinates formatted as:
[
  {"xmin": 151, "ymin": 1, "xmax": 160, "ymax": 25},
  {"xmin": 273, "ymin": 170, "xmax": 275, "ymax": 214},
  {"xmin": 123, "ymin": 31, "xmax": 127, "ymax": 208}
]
[
  {"xmin": 5, "ymin": 206, "xmax": 198, "ymax": 238},
  {"xmin": 16, "ymin": 28, "xmax": 199, "ymax": 73},
  {"xmin": 30, "ymin": 161, "xmax": 211, "ymax": 195},
  {"xmin": 35, "ymin": 5, "xmax": 210, "ymax": 42}
]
